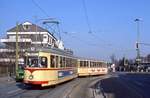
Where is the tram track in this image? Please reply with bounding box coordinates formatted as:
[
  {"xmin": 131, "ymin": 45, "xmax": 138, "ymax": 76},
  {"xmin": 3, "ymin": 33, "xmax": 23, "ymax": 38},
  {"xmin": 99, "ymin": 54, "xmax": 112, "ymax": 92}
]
[
  {"xmin": 39, "ymin": 78, "xmax": 81, "ymax": 98},
  {"xmin": 63, "ymin": 75, "xmax": 109, "ymax": 98},
  {"xmin": 5, "ymin": 83, "xmax": 55, "ymax": 98},
  {"xmin": 1, "ymin": 78, "xmax": 79, "ymax": 98},
  {"xmin": 37, "ymin": 77, "xmax": 98, "ymax": 98},
  {"xmin": 6, "ymin": 89, "xmax": 28, "ymax": 98},
  {"xmin": 0, "ymin": 75, "xmax": 108, "ymax": 98},
  {"xmin": 62, "ymin": 78, "xmax": 83, "ymax": 98},
  {"xmin": 0, "ymin": 80, "xmax": 16, "ymax": 89}
]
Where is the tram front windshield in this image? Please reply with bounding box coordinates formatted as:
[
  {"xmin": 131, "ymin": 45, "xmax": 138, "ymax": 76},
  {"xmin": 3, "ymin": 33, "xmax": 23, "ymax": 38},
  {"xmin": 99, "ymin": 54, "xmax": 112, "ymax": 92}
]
[{"xmin": 26, "ymin": 56, "xmax": 47, "ymax": 68}]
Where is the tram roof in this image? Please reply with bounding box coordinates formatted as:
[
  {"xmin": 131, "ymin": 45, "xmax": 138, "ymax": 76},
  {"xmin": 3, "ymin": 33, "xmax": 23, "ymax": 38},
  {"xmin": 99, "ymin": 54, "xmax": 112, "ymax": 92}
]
[
  {"xmin": 26, "ymin": 46, "xmax": 76, "ymax": 58},
  {"xmin": 77, "ymin": 57, "xmax": 106, "ymax": 63}
]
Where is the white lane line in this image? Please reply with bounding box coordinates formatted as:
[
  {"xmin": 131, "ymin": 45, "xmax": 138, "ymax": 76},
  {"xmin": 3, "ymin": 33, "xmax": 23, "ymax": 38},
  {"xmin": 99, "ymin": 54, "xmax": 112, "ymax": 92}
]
[
  {"xmin": 134, "ymin": 81, "xmax": 143, "ymax": 86},
  {"xmin": 7, "ymin": 89, "xmax": 21, "ymax": 94}
]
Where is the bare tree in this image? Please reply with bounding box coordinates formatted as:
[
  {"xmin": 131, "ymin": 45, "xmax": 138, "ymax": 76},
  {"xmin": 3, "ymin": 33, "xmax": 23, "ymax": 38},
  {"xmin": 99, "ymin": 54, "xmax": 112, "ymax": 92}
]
[{"xmin": 110, "ymin": 54, "xmax": 117, "ymax": 64}]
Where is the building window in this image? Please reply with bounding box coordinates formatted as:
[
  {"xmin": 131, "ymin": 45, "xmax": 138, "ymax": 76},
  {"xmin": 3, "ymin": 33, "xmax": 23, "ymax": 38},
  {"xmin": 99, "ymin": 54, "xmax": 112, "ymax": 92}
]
[
  {"xmin": 23, "ymin": 25, "xmax": 30, "ymax": 30},
  {"xmin": 44, "ymin": 35, "xmax": 47, "ymax": 38}
]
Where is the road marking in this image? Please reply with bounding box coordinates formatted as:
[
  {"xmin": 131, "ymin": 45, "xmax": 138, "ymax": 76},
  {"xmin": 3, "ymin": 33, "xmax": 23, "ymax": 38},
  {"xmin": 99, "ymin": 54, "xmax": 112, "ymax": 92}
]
[
  {"xmin": 7, "ymin": 89, "xmax": 21, "ymax": 94},
  {"xmin": 134, "ymin": 81, "xmax": 143, "ymax": 86}
]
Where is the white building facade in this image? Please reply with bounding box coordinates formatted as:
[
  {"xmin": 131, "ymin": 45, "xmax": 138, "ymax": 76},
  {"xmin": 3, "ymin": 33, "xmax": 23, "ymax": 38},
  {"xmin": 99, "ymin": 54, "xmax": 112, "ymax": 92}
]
[
  {"xmin": 1, "ymin": 21, "xmax": 59, "ymax": 49},
  {"xmin": 0, "ymin": 21, "xmax": 64, "ymax": 75}
]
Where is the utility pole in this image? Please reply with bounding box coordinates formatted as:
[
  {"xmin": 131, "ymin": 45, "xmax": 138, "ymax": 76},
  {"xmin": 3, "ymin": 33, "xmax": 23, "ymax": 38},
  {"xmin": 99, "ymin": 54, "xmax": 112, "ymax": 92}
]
[
  {"xmin": 15, "ymin": 22, "xmax": 19, "ymax": 77},
  {"xmin": 135, "ymin": 19, "xmax": 141, "ymax": 66}
]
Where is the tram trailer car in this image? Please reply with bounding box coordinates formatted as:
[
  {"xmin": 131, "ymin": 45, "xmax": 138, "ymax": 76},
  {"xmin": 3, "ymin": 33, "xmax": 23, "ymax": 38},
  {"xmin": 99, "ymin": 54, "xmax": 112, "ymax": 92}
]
[
  {"xmin": 77, "ymin": 59, "xmax": 108, "ymax": 76},
  {"xmin": 24, "ymin": 47, "xmax": 78, "ymax": 87}
]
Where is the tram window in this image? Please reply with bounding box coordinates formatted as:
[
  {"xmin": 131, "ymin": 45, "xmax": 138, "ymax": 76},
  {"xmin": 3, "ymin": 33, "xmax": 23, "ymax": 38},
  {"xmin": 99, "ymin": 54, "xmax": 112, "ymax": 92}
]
[
  {"xmin": 93, "ymin": 62, "xmax": 95, "ymax": 67},
  {"xmin": 90, "ymin": 62, "xmax": 92, "ymax": 67},
  {"xmin": 40, "ymin": 57, "xmax": 47, "ymax": 68},
  {"xmin": 80, "ymin": 61, "xmax": 83, "ymax": 67},
  {"xmin": 31, "ymin": 59, "xmax": 38, "ymax": 67},
  {"xmin": 84, "ymin": 61, "xmax": 87, "ymax": 67},
  {"xmin": 66, "ymin": 58, "xmax": 69, "ymax": 67},
  {"xmin": 70, "ymin": 59, "xmax": 72, "ymax": 67},
  {"xmin": 86, "ymin": 61, "xmax": 89, "ymax": 67},
  {"xmin": 99, "ymin": 62, "xmax": 101, "ymax": 67},
  {"xmin": 100, "ymin": 62, "xmax": 102, "ymax": 67},
  {"xmin": 28, "ymin": 58, "xmax": 32, "ymax": 66},
  {"xmin": 50, "ymin": 55, "xmax": 55, "ymax": 68},
  {"xmin": 80, "ymin": 61, "xmax": 86, "ymax": 67},
  {"xmin": 102, "ymin": 63, "xmax": 104, "ymax": 67},
  {"xmin": 24, "ymin": 57, "xmax": 27, "ymax": 66},
  {"xmin": 86, "ymin": 61, "xmax": 88, "ymax": 67},
  {"xmin": 96, "ymin": 62, "xmax": 98, "ymax": 67},
  {"xmin": 72, "ymin": 59, "xmax": 77, "ymax": 67},
  {"xmin": 99, "ymin": 62, "xmax": 102, "ymax": 67},
  {"xmin": 66, "ymin": 58, "xmax": 71, "ymax": 67},
  {"xmin": 72, "ymin": 59, "xmax": 75, "ymax": 67},
  {"xmin": 92, "ymin": 62, "xmax": 94, "ymax": 67},
  {"xmin": 79, "ymin": 61, "xmax": 81, "ymax": 67},
  {"xmin": 71, "ymin": 59, "xmax": 73, "ymax": 67},
  {"xmin": 97, "ymin": 62, "xmax": 100, "ymax": 67},
  {"xmin": 97, "ymin": 62, "xmax": 99, "ymax": 67},
  {"xmin": 60, "ymin": 57, "xmax": 65, "ymax": 67},
  {"xmin": 83, "ymin": 61, "xmax": 85, "ymax": 67},
  {"xmin": 93, "ymin": 62, "xmax": 96, "ymax": 67},
  {"xmin": 90, "ymin": 61, "xmax": 92, "ymax": 67},
  {"xmin": 27, "ymin": 57, "xmax": 38, "ymax": 67},
  {"xmin": 102, "ymin": 63, "xmax": 107, "ymax": 67},
  {"xmin": 95, "ymin": 62, "xmax": 97, "ymax": 67},
  {"xmin": 62, "ymin": 57, "xmax": 66, "ymax": 67},
  {"xmin": 60, "ymin": 57, "xmax": 63, "ymax": 67},
  {"xmin": 87, "ymin": 61, "xmax": 89, "ymax": 67},
  {"xmin": 55, "ymin": 56, "xmax": 59, "ymax": 68}
]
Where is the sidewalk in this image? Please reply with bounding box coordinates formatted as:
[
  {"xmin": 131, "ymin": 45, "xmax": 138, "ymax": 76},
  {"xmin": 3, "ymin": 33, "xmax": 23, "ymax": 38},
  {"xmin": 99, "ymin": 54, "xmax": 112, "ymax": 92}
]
[{"xmin": 0, "ymin": 76, "xmax": 15, "ymax": 84}]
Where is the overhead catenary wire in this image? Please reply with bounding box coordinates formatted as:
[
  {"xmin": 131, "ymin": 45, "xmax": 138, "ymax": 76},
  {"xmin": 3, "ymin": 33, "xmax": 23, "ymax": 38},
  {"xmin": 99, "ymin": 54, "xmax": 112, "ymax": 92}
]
[
  {"xmin": 81, "ymin": 0, "xmax": 131, "ymax": 53},
  {"xmin": 81, "ymin": 0, "xmax": 115, "ymax": 47},
  {"xmin": 82, "ymin": 0, "xmax": 92, "ymax": 33},
  {"xmin": 44, "ymin": 23, "xmax": 61, "ymax": 40},
  {"xmin": 31, "ymin": 0, "xmax": 49, "ymax": 17},
  {"xmin": 63, "ymin": 31, "xmax": 114, "ymax": 48},
  {"xmin": 139, "ymin": 43, "xmax": 150, "ymax": 46},
  {"xmin": 31, "ymin": 0, "xmax": 134, "ymax": 57},
  {"xmin": 31, "ymin": 0, "xmax": 62, "ymax": 42},
  {"xmin": 63, "ymin": 32, "xmax": 98, "ymax": 47}
]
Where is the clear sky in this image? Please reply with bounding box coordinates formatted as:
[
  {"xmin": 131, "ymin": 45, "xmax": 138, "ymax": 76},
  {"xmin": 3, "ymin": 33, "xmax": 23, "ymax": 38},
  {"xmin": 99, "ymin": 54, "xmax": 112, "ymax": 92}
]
[{"xmin": 1, "ymin": 0, "xmax": 150, "ymax": 61}]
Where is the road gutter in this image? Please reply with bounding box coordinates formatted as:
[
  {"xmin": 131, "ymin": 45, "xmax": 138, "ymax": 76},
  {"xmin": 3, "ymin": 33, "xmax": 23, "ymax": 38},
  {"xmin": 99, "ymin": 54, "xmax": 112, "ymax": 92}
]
[{"xmin": 87, "ymin": 75, "xmax": 111, "ymax": 98}]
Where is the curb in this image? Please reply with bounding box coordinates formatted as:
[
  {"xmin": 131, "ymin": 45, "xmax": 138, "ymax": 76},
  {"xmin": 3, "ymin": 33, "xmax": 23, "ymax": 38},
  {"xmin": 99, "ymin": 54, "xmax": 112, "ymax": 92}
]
[{"xmin": 87, "ymin": 75, "xmax": 111, "ymax": 98}]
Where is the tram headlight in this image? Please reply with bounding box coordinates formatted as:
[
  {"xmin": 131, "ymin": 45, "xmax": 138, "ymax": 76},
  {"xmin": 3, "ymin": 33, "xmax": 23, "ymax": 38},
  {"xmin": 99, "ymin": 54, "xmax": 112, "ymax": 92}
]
[{"xmin": 29, "ymin": 75, "xmax": 34, "ymax": 80}]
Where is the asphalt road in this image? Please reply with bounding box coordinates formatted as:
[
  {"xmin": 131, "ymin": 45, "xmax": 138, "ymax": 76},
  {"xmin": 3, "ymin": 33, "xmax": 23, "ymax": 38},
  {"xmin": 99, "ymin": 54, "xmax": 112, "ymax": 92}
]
[
  {"xmin": 0, "ymin": 75, "xmax": 108, "ymax": 98},
  {"xmin": 2, "ymin": 73, "xmax": 150, "ymax": 98},
  {"xmin": 98, "ymin": 73, "xmax": 150, "ymax": 98}
]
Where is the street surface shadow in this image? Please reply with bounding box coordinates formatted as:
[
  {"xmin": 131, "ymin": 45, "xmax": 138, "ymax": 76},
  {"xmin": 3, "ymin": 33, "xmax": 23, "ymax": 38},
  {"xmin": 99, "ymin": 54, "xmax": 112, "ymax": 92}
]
[
  {"xmin": 16, "ymin": 83, "xmax": 53, "ymax": 90},
  {"xmin": 16, "ymin": 78, "xmax": 76, "ymax": 90},
  {"xmin": 90, "ymin": 76, "xmax": 142, "ymax": 98}
]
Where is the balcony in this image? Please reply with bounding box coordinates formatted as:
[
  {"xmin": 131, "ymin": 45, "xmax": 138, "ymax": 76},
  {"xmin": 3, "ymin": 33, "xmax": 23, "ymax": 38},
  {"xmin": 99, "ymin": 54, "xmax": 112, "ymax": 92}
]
[{"xmin": 0, "ymin": 38, "xmax": 32, "ymax": 43}]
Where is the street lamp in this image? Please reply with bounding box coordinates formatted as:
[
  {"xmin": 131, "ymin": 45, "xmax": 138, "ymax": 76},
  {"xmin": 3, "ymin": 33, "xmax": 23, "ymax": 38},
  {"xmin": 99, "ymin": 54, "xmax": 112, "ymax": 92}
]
[{"xmin": 134, "ymin": 18, "xmax": 141, "ymax": 66}]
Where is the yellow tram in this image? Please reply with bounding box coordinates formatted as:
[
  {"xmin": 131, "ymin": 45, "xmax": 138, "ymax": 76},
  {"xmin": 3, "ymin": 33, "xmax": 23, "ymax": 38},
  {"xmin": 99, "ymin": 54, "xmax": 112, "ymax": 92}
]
[
  {"xmin": 24, "ymin": 47, "xmax": 77, "ymax": 87},
  {"xmin": 77, "ymin": 58, "xmax": 108, "ymax": 76}
]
